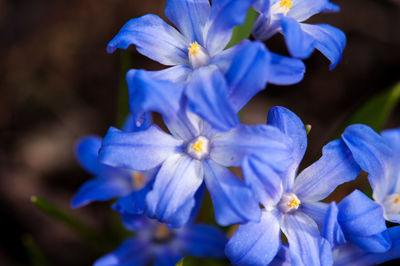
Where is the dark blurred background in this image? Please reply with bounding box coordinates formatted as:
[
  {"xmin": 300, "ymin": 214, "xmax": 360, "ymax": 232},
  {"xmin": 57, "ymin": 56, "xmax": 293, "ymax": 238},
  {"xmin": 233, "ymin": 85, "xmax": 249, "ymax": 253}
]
[{"xmin": 1, "ymin": 0, "xmax": 399, "ymax": 265}]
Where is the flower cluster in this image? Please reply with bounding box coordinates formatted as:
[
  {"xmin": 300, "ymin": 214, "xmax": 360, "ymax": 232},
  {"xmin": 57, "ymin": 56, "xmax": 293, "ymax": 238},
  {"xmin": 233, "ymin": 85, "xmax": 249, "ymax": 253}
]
[{"xmin": 72, "ymin": 1, "xmax": 400, "ymax": 265}]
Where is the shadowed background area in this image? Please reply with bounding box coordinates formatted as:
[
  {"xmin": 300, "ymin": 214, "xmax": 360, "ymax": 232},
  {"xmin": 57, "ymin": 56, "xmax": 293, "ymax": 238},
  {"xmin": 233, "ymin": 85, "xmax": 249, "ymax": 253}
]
[{"xmin": 0, "ymin": 0, "xmax": 399, "ymax": 265}]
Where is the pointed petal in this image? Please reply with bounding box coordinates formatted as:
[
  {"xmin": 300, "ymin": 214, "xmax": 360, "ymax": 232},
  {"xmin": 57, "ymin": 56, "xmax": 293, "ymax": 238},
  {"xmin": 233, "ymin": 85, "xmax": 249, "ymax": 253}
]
[
  {"xmin": 293, "ymin": 139, "xmax": 360, "ymax": 202},
  {"xmin": 177, "ymin": 224, "xmax": 228, "ymax": 258},
  {"xmin": 203, "ymin": 159, "xmax": 261, "ymax": 226},
  {"xmin": 206, "ymin": 0, "xmax": 256, "ymax": 55},
  {"xmin": 288, "ymin": 0, "xmax": 337, "ymax": 22},
  {"xmin": 71, "ymin": 175, "xmax": 131, "ymax": 208},
  {"xmin": 338, "ymin": 190, "xmax": 391, "ymax": 252},
  {"xmin": 107, "ymin": 14, "xmax": 188, "ymax": 65},
  {"xmin": 338, "ymin": 190, "xmax": 387, "ymax": 237},
  {"xmin": 267, "ymin": 106, "xmax": 307, "ymax": 190},
  {"xmin": 122, "ymin": 113, "xmax": 152, "ymax": 133},
  {"xmin": 112, "ymin": 178, "xmax": 155, "ymax": 216},
  {"xmin": 267, "ymin": 52, "xmax": 305, "ymax": 85},
  {"xmin": 226, "ymin": 210, "xmax": 281, "ymax": 266},
  {"xmin": 225, "ymin": 41, "xmax": 271, "ymax": 112},
  {"xmin": 321, "ymin": 202, "xmax": 346, "ymax": 248},
  {"xmin": 342, "ymin": 124, "xmax": 393, "ymax": 202},
  {"xmin": 242, "ymin": 156, "xmax": 283, "ymax": 208},
  {"xmin": 165, "ymin": 0, "xmax": 211, "ymax": 44},
  {"xmin": 99, "ymin": 126, "xmax": 183, "ymax": 171},
  {"xmin": 74, "ymin": 136, "xmax": 102, "ymax": 175},
  {"xmin": 94, "ymin": 238, "xmax": 150, "ymax": 266},
  {"xmin": 300, "ymin": 201, "xmax": 329, "ymax": 228},
  {"xmin": 381, "ymin": 128, "xmax": 400, "ymax": 193},
  {"xmin": 279, "ymin": 15, "xmax": 315, "ymax": 58},
  {"xmin": 211, "ymin": 124, "xmax": 293, "ymax": 168},
  {"xmin": 281, "ymin": 212, "xmax": 333, "ymax": 266},
  {"xmin": 126, "ymin": 69, "xmax": 184, "ymax": 126},
  {"xmin": 185, "ymin": 66, "xmax": 238, "ymax": 131},
  {"xmin": 126, "ymin": 69, "xmax": 197, "ymax": 140},
  {"xmin": 153, "ymin": 247, "xmax": 182, "ymax": 266},
  {"xmin": 300, "ymin": 23, "xmax": 346, "ymax": 69},
  {"xmin": 146, "ymin": 154, "xmax": 204, "ymax": 228}
]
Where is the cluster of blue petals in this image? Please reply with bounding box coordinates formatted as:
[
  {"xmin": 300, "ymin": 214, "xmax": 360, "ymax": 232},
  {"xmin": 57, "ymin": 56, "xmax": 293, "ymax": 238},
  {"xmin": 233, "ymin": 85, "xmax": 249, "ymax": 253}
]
[{"xmin": 71, "ymin": 0, "xmax": 400, "ymax": 265}]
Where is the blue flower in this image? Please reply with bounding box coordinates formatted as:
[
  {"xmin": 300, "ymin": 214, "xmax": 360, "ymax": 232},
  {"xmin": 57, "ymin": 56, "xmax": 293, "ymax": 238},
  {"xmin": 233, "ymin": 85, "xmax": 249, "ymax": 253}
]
[
  {"xmin": 225, "ymin": 106, "xmax": 360, "ymax": 266},
  {"xmin": 98, "ymin": 75, "xmax": 294, "ymax": 228},
  {"xmin": 341, "ymin": 125, "xmax": 400, "ymax": 223},
  {"xmin": 94, "ymin": 214, "xmax": 228, "ymax": 266},
  {"xmin": 107, "ymin": 0, "xmax": 305, "ymax": 130},
  {"xmin": 252, "ymin": 0, "xmax": 346, "ymax": 69},
  {"xmin": 71, "ymin": 114, "xmax": 153, "ymax": 210}
]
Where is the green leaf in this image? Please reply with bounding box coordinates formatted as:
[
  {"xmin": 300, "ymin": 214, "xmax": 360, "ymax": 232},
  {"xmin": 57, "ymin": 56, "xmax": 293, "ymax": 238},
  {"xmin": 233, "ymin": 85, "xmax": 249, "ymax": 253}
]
[
  {"xmin": 176, "ymin": 258, "xmax": 184, "ymax": 266},
  {"xmin": 22, "ymin": 235, "xmax": 52, "ymax": 266},
  {"xmin": 31, "ymin": 196, "xmax": 112, "ymax": 253},
  {"xmin": 225, "ymin": 8, "xmax": 258, "ymax": 49},
  {"xmin": 116, "ymin": 51, "xmax": 132, "ymax": 128},
  {"xmin": 339, "ymin": 82, "xmax": 400, "ymax": 133}
]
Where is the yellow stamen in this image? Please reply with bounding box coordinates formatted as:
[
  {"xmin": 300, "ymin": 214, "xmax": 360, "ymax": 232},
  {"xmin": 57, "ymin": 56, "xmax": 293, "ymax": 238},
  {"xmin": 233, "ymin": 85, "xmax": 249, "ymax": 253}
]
[
  {"xmin": 191, "ymin": 140, "xmax": 204, "ymax": 152},
  {"xmin": 188, "ymin": 41, "xmax": 199, "ymax": 56},
  {"xmin": 393, "ymin": 194, "xmax": 400, "ymax": 204},
  {"xmin": 287, "ymin": 197, "xmax": 300, "ymax": 208},
  {"xmin": 279, "ymin": 0, "xmax": 293, "ymax": 10},
  {"xmin": 132, "ymin": 172, "xmax": 145, "ymax": 189}
]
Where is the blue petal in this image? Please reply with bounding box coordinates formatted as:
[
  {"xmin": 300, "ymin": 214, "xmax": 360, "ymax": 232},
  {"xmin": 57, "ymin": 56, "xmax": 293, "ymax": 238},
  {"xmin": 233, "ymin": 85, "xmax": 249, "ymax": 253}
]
[
  {"xmin": 126, "ymin": 69, "xmax": 184, "ymax": 126},
  {"xmin": 153, "ymin": 247, "xmax": 182, "ymax": 266},
  {"xmin": 293, "ymin": 139, "xmax": 360, "ymax": 202},
  {"xmin": 146, "ymin": 154, "xmax": 204, "ymax": 228},
  {"xmin": 113, "ymin": 178, "xmax": 155, "ymax": 216},
  {"xmin": 300, "ymin": 23, "xmax": 346, "ymax": 70},
  {"xmin": 107, "ymin": 14, "xmax": 188, "ymax": 65},
  {"xmin": 335, "ymin": 226, "xmax": 400, "ymax": 265},
  {"xmin": 203, "ymin": 159, "xmax": 261, "ymax": 226},
  {"xmin": 74, "ymin": 136, "xmax": 101, "ymax": 175},
  {"xmin": 225, "ymin": 210, "xmax": 281, "ymax": 266},
  {"xmin": 94, "ymin": 238, "xmax": 150, "ymax": 266},
  {"xmin": 210, "ymin": 124, "xmax": 293, "ymax": 168},
  {"xmin": 253, "ymin": 0, "xmax": 270, "ymax": 13},
  {"xmin": 122, "ymin": 113, "xmax": 152, "ymax": 133},
  {"xmin": 177, "ymin": 224, "xmax": 228, "ymax": 258},
  {"xmin": 288, "ymin": 0, "xmax": 336, "ymax": 22},
  {"xmin": 321, "ymin": 202, "xmax": 346, "ymax": 248},
  {"xmin": 71, "ymin": 174, "xmax": 132, "ymax": 208},
  {"xmin": 164, "ymin": 0, "xmax": 211, "ymax": 44},
  {"xmin": 99, "ymin": 126, "xmax": 183, "ymax": 171},
  {"xmin": 347, "ymin": 231, "xmax": 392, "ymax": 253},
  {"xmin": 185, "ymin": 66, "xmax": 238, "ymax": 131},
  {"xmin": 338, "ymin": 190, "xmax": 391, "ymax": 252},
  {"xmin": 242, "ymin": 156, "xmax": 283, "ymax": 208},
  {"xmin": 224, "ymin": 41, "xmax": 270, "ymax": 112},
  {"xmin": 128, "ymin": 65, "xmax": 192, "ymax": 84},
  {"xmin": 270, "ymin": 245, "xmax": 291, "ymax": 266},
  {"xmin": 279, "ymin": 15, "xmax": 315, "ymax": 58},
  {"xmin": 342, "ymin": 124, "xmax": 393, "ymax": 202},
  {"xmin": 300, "ymin": 201, "xmax": 329, "ymax": 228},
  {"xmin": 381, "ymin": 128, "xmax": 400, "ymax": 194},
  {"xmin": 281, "ymin": 212, "xmax": 333, "ymax": 266},
  {"xmin": 127, "ymin": 69, "xmax": 197, "ymax": 140},
  {"xmin": 267, "ymin": 106, "xmax": 307, "ymax": 191},
  {"xmin": 206, "ymin": 0, "xmax": 256, "ymax": 55},
  {"xmin": 266, "ymin": 52, "xmax": 305, "ymax": 85}
]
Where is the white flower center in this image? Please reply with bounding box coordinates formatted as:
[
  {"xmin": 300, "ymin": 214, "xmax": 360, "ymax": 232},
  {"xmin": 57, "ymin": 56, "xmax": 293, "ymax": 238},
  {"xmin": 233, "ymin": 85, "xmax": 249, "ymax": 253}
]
[
  {"xmin": 188, "ymin": 42, "xmax": 211, "ymax": 69},
  {"xmin": 278, "ymin": 192, "xmax": 301, "ymax": 213},
  {"xmin": 186, "ymin": 136, "xmax": 210, "ymax": 160},
  {"xmin": 271, "ymin": 0, "xmax": 293, "ymax": 16},
  {"xmin": 383, "ymin": 193, "xmax": 400, "ymax": 215}
]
